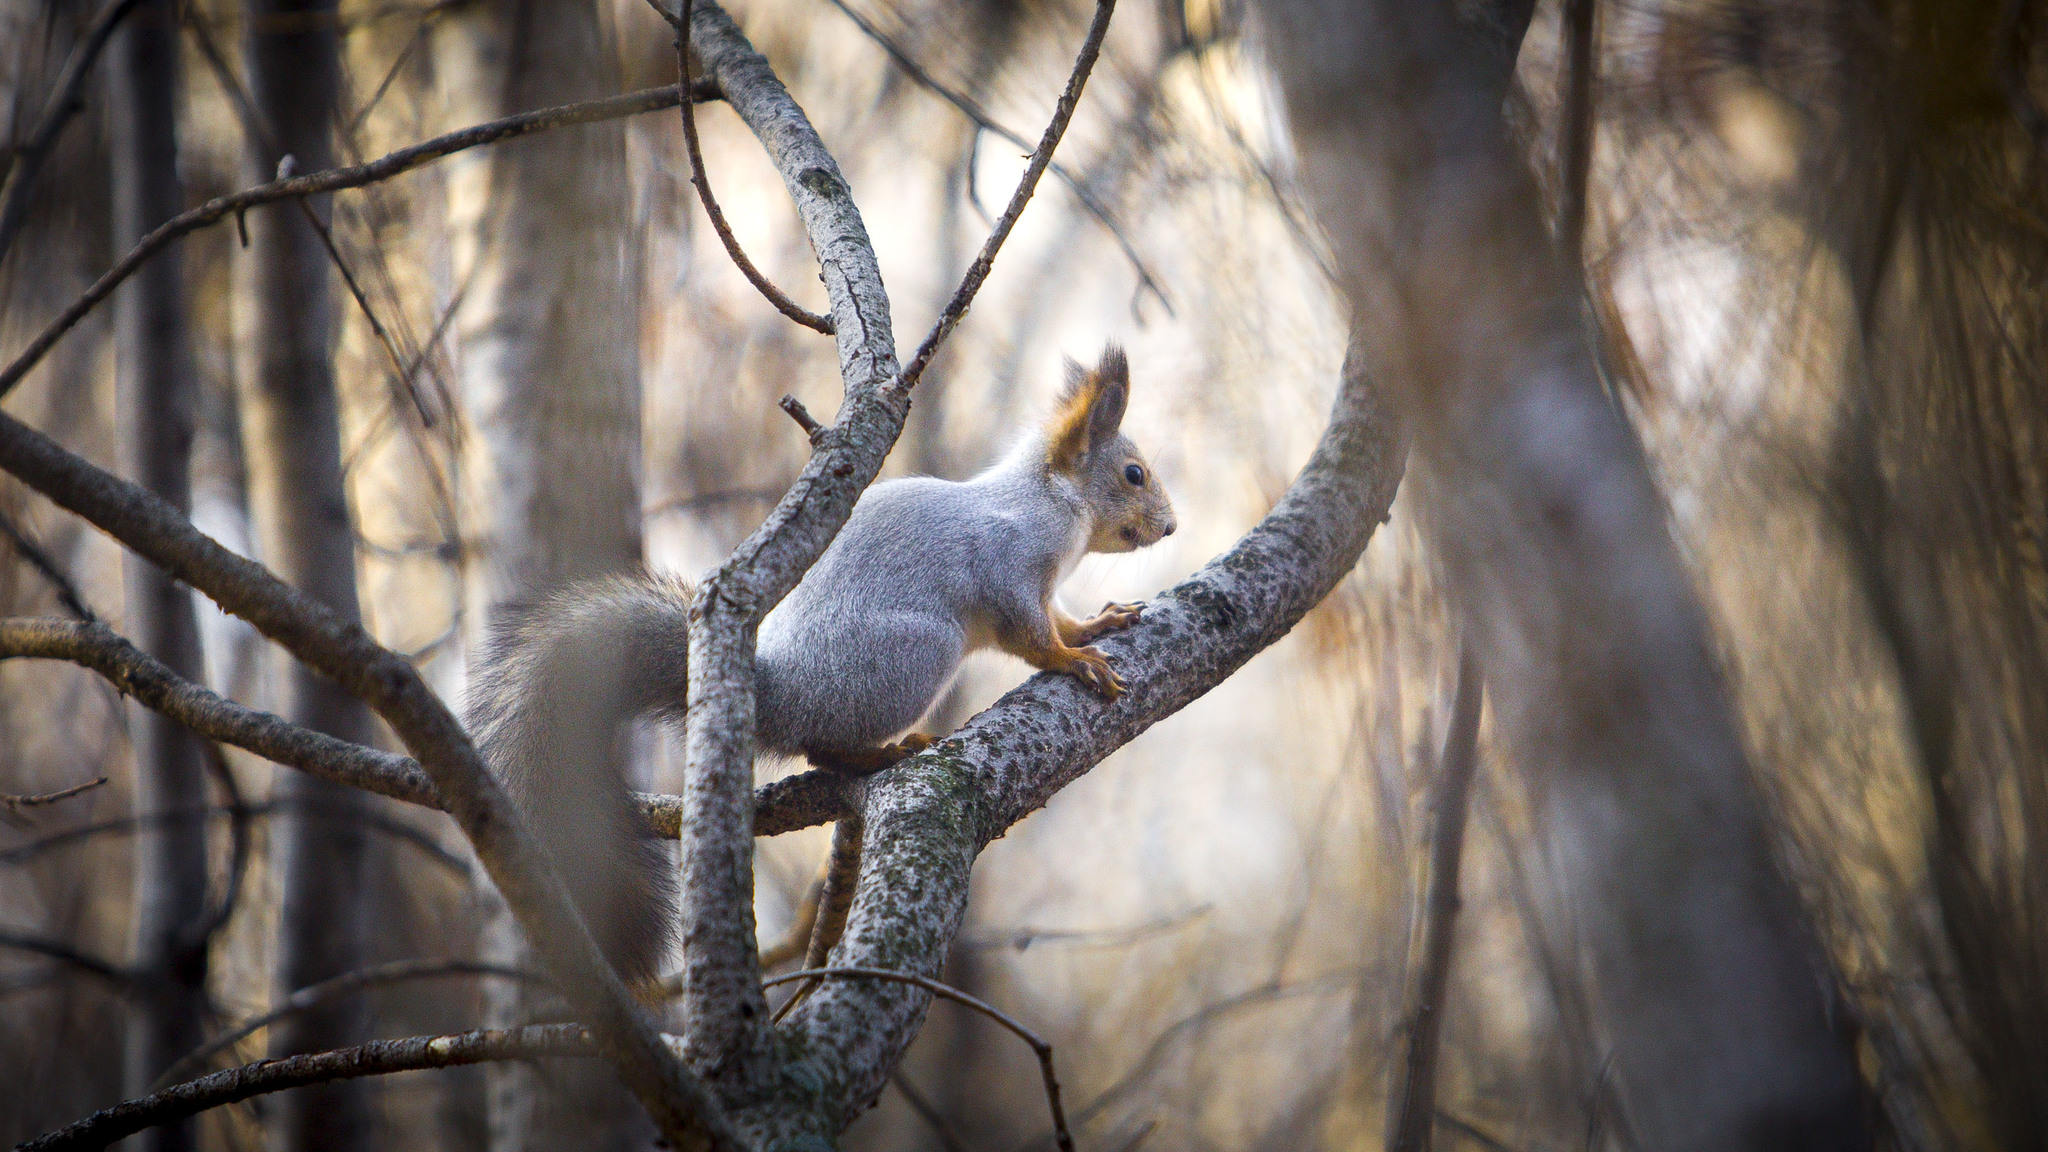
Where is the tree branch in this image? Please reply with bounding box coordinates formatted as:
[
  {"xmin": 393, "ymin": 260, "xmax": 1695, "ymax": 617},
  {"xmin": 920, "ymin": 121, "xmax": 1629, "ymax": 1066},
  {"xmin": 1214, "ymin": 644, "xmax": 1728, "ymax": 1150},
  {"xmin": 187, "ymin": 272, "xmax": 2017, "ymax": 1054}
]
[
  {"xmin": 16, "ymin": 1025, "xmax": 596, "ymax": 1152},
  {"xmin": 896, "ymin": 0, "xmax": 1119, "ymax": 388},
  {"xmin": 668, "ymin": 0, "xmax": 835, "ymax": 334},
  {"xmin": 156, "ymin": 958, "xmax": 552, "ymax": 1087},
  {"xmin": 0, "ymin": 616, "xmax": 845, "ymax": 838},
  {"xmin": 0, "ymin": 80, "xmax": 718, "ymax": 402}
]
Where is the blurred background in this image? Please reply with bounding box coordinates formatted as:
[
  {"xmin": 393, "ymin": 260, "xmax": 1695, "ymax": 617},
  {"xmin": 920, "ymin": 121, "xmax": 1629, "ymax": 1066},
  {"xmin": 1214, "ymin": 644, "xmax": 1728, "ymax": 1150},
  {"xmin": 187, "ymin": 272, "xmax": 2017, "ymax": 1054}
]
[{"xmin": 0, "ymin": 0, "xmax": 2042, "ymax": 1149}]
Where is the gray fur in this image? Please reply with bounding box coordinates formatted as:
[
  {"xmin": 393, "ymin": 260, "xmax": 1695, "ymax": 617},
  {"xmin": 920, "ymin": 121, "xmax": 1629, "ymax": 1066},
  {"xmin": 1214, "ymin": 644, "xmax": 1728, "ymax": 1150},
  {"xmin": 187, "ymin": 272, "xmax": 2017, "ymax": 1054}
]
[{"xmin": 466, "ymin": 345, "xmax": 1174, "ymax": 978}]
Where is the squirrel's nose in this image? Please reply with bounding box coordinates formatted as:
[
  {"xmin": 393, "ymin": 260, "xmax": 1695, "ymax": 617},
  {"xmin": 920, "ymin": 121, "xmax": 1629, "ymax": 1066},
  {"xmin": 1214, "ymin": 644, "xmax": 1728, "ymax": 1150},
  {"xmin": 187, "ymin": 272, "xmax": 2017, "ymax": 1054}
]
[{"xmin": 1161, "ymin": 519, "xmax": 1176, "ymax": 537}]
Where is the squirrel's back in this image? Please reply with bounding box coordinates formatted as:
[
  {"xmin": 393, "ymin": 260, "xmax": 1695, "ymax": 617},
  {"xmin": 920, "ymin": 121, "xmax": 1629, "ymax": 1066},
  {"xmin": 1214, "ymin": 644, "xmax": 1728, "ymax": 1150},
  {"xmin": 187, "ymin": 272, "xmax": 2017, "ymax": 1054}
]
[{"xmin": 755, "ymin": 464, "xmax": 1084, "ymax": 755}]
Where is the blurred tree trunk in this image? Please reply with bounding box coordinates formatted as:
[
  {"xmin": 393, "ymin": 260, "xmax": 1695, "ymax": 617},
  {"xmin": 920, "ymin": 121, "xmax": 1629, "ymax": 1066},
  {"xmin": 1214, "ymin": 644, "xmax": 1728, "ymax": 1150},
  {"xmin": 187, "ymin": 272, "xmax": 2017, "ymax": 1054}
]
[
  {"xmin": 436, "ymin": 2, "xmax": 645, "ymax": 1148},
  {"xmin": 1255, "ymin": 3, "xmax": 1866, "ymax": 1150},
  {"xmin": 231, "ymin": 3, "xmax": 381, "ymax": 1150},
  {"xmin": 107, "ymin": 5, "xmax": 211, "ymax": 1150}
]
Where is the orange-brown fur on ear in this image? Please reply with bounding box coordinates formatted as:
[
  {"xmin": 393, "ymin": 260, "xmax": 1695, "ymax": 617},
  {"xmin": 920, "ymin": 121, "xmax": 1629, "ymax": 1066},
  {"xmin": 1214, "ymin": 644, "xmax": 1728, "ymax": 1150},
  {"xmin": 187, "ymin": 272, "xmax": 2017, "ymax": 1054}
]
[{"xmin": 1045, "ymin": 345, "xmax": 1129, "ymax": 472}]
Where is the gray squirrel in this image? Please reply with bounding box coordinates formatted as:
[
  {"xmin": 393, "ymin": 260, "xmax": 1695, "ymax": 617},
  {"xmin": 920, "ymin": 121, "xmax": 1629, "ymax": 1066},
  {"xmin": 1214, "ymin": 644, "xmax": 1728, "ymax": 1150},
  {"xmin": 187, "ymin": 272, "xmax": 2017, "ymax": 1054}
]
[{"xmin": 465, "ymin": 344, "xmax": 1176, "ymax": 981}]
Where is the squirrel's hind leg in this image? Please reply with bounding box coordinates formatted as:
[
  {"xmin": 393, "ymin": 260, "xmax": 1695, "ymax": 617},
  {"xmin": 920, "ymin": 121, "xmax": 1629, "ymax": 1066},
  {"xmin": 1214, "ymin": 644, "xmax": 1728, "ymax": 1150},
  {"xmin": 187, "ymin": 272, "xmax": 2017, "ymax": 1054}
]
[{"xmin": 804, "ymin": 732, "xmax": 937, "ymax": 776}]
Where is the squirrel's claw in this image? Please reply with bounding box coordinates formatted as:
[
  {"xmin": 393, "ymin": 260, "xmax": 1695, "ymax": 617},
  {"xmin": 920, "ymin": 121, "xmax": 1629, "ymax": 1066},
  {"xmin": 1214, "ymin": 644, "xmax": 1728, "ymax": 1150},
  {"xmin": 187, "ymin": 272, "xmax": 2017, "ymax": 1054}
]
[
  {"xmin": 1075, "ymin": 600, "xmax": 1145, "ymax": 644},
  {"xmin": 1067, "ymin": 646, "xmax": 1126, "ymax": 700}
]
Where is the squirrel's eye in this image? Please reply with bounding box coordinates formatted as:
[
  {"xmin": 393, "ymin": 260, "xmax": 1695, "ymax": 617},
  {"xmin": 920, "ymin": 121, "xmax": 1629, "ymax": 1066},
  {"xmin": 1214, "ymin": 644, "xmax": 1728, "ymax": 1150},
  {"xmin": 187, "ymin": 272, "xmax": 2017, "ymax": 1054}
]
[{"xmin": 1124, "ymin": 463, "xmax": 1145, "ymax": 486}]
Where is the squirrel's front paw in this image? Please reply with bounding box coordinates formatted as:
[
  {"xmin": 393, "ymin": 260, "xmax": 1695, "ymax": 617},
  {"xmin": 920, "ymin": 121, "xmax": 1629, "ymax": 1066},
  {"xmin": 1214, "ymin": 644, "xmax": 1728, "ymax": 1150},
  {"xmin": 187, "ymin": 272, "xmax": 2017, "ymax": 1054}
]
[
  {"xmin": 1076, "ymin": 601, "xmax": 1145, "ymax": 644},
  {"xmin": 1065, "ymin": 646, "xmax": 1126, "ymax": 700}
]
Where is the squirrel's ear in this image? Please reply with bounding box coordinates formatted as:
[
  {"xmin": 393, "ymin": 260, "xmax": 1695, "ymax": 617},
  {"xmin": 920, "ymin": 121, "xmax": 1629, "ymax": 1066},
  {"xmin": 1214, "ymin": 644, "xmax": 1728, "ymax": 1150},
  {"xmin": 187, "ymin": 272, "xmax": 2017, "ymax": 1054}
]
[
  {"xmin": 1046, "ymin": 344, "xmax": 1129, "ymax": 472},
  {"xmin": 1086, "ymin": 344, "xmax": 1129, "ymax": 445}
]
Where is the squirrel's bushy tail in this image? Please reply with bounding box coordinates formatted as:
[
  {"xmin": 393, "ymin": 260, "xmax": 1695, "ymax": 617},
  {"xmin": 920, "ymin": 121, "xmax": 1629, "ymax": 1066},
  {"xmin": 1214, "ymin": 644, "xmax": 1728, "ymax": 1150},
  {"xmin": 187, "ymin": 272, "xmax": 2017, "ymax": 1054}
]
[{"xmin": 465, "ymin": 572, "xmax": 694, "ymax": 982}]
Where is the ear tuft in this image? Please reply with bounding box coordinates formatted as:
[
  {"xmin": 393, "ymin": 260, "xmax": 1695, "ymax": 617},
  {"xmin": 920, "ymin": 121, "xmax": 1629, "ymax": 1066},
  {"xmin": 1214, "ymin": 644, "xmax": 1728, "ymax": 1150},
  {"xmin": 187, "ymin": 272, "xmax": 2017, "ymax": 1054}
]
[
  {"xmin": 1045, "ymin": 343, "xmax": 1131, "ymax": 472},
  {"xmin": 1095, "ymin": 343, "xmax": 1128, "ymax": 387}
]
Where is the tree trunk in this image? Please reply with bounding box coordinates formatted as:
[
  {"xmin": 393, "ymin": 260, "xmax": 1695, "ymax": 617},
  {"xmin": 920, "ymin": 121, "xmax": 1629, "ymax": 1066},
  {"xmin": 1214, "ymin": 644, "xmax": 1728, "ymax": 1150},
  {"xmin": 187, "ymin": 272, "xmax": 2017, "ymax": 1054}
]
[
  {"xmin": 108, "ymin": 6, "xmax": 211, "ymax": 1150},
  {"xmin": 1254, "ymin": 3, "xmax": 1867, "ymax": 1150},
  {"xmin": 435, "ymin": 2, "xmax": 645, "ymax": 1147},
  {"xmin": 232, "ymin": 3, "xmax": 382, "ymax": 1150}
]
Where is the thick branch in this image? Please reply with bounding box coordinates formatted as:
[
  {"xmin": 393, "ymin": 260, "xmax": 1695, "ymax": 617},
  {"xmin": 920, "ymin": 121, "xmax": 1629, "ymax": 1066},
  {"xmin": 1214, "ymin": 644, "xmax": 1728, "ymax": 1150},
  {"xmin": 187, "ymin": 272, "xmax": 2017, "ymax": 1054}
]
[
  {"xmin": 0, "ymin": 81, "xmax": 717, "ymax": 402},
  {"xmin": 17, "ymin": 1025, "xmax": 594, "ymax": 1152},
  {"xmin": 0, "ymin": 413, "xmax": 733, "ymax": 1148},
  {"xmin": 760, "ymin": 343, "xmax": 1405, "ymax": 1136}
]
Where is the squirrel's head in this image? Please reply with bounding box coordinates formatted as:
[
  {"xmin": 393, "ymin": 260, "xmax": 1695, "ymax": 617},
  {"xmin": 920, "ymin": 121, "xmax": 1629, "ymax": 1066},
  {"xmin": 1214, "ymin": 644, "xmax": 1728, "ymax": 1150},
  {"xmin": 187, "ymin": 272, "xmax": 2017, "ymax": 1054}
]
[{"xmin": 1045, "ymin": 344, "xmax": 1176, "ymax": 553}]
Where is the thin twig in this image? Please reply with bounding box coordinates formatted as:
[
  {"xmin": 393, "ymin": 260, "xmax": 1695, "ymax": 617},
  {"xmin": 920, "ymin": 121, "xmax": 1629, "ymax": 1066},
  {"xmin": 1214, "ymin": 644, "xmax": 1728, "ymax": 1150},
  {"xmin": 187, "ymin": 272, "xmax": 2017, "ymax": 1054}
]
[
  {"xmin": 890, "ymin": 1071, "xmax": 977, "ymax": 1152},
  {"xmin": 777, "ymin": 395, "xmax": 827, "ymax": 444},
  {"xmin": 662, "ymin": 0, "xmax": 835, "ymax": 333},
  {"xmin": 0, "ymin": 506, "xmax": 97, "ymax": 622},
  {"xmin": 0, "ymin": 776, "xmax": 108, "ymax": 812},
  {"xmin": 0, "ymin": 798, "xmax": 472, "ymax": 877},
  {"xmin": 770, "ymin": 814, "xmax": 863, "ymax": 1024},
  {"xmin": 895, "ymin": 0, "xmax": 1120, "ymax": 391},
  {"xmin": 819, "ymin": 0, "xmax": 1171, "ymax": 316},
  {"xmin": 173, "ymin": 743, "xmax": 249, "ymax": 957},
  {"xmin": 1387, "ymin": 645, "xmax": 1483, "ymax": 1152},
  {"xmin": 16, "ymin": 1024, "xmax": 594, "ymax": 1152},
  {"xmin": 764, "ymin": 966, "xmax": 1076, "ymax": 1152},
  {"xmin": 156, "ymin": 958, "xmax": 552, "ymax": 1087},
  {"xmin": 181, "ymin": 11, "xmax": 441, "ymax": 429},
  {"xmin": 0, "ymin": 81, "xmax": 719, "ymax": 401},
  {"xmin": 0, "ymin": 930, "xmax": 134, "ymax": 989},
  {"xmin": 0, "ymin": 0, "xmax": 146, "ymax": 267}
]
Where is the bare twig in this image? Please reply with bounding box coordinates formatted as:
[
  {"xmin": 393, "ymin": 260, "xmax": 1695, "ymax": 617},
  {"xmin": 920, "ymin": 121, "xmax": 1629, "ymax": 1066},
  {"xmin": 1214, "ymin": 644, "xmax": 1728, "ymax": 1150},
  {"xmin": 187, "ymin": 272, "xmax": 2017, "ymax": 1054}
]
[
  {"xmin": 895, "ymin": 0, "xmax": 1120, "ymax": 389},
  {"xmin": 0, "ymin": 0, "xmax": 145, "ymax": 267},
  {"xmin": 770, "ymin": 814, "xmax": 864, "ymax": 1023},
  {"xmin": 0, "ymin": 81, "xmax": 718, "ymax": 401},
  {"xmin": 764, "ymin": 966, "xmax": 1075, "ymax": 1152},
  {"xmin": 957, "ymin": 905, "xmax": 1211, "ymax": 952},
  {"xmin": 16, "ymin": 1025, "xmax": 596, "ymax": 1152},
  {"xmin": 777, "ymin": 395, "xmax": 827, "ymax": 444},
  {"xmin": 0, "ymin": 797, "xmax": 473, "ymax": 876},
  {"xmin": 890, "ymin": 1071, "xmax": 977, "ymax": 1152},
  {"xmin": 156, "ymin": 958, "xmax": 552, "ymax": 1087},
  {"xmin": 0, "ymin": 506, "xmax": 98, "ymax": 622},
  {"xmin": 0, "ymin": 776, "xmax": 108, "ymax": 812},
  {"xmin": 818, "ymin": 0, "xmax": 1171, "ymax": 316},
  {"xmin": 174, "ymin": 743, "xmax": 249, "ymax": 956},
  {"xmin": 0, "ymin": 930, "xmax": 134, "ymax": 989},
  {"xmin": 1387, "ymin": 645, "xmax": 1483, "ymax": 1152},
  {"xmin": 667, "ymin": 0, "xmax": 835, "ymax": 334}
]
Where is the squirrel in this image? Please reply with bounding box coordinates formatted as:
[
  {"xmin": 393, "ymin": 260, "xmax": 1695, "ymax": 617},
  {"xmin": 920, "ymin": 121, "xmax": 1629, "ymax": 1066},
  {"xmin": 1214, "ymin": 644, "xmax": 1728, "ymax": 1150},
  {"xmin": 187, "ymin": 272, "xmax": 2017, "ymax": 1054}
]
[{"xmin": 465, "ymin": 344, "xmax": 1176, "ymax": 981}]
